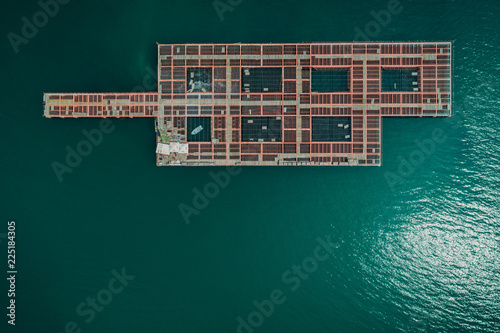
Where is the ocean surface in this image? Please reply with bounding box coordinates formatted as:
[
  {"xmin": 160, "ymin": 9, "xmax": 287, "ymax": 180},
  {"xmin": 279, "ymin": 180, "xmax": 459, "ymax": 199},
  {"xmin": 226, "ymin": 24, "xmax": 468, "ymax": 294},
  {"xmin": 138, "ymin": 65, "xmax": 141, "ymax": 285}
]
[{"xmin": 1, "ymin": 0, "xmax": 499, "ymax": 332}]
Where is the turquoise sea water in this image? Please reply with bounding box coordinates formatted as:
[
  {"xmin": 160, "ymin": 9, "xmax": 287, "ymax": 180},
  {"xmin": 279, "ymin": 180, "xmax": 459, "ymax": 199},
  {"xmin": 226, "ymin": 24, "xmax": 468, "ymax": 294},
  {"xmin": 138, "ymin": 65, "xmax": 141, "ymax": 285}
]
[{"xmin": 1, "ymin": 0, "xmax": 499, "ymax": 332}]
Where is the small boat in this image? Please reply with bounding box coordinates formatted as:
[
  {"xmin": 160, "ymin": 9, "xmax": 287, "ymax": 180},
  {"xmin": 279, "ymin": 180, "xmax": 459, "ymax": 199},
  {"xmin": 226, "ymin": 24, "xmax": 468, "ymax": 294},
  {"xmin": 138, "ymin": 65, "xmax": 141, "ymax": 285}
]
[{"xmin": 191, "ymin": 125, "xmax": 203, "ymax": 135}]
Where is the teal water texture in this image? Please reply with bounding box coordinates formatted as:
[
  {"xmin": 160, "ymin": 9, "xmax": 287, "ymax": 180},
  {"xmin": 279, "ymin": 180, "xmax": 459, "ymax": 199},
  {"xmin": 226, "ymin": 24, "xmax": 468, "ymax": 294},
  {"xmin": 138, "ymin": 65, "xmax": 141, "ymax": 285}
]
[{"xmin": 1, "ymin": 0, "xmax": 499, "ymax": 332}]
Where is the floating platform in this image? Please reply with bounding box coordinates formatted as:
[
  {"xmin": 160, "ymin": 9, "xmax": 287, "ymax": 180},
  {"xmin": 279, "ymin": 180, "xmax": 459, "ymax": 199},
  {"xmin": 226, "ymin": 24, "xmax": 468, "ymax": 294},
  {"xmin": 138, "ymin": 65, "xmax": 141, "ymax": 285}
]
[{"xmin": 43, "ymin": 42, "xmax": 453, "ymax": 166}]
